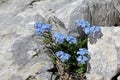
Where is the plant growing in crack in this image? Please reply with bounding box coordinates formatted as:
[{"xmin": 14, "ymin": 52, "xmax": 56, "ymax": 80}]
[{"xmin": 33, "ymin": 20, "xmax": 102, "ymax": 80}]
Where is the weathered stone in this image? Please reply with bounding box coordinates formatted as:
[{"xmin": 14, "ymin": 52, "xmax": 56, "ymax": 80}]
[
  {"xmin": 86, "ymin": 73, "xmax": 104, "ymax": 80},
  {"xmin": 0, "ymin": 0, "xmax": 8, "ymax": 5},
  {"xmin": 118, "ymin": 76, "xmax": 120, "ymax": 80},
  {"xmin": 68, "ymin": 0, "xmax": 120, "ymax": 38},
  {"xmin": 10, "ymin": 75, "xmax": 23, "ymax": 80},
  {"xmin": 0, "ymin": 0, "xmax": 120, "ymax": 80},
  {"xmin": 48, "ymin": 15, "xmax": 68, "ymax": 34},
  {"xmin": 0, "ymin": 35, "xmax": 53, "ymax": 80},
  {"xmin": 0, "ymin": 0, "xmax": 53, "ymax": 80},
  {"xmin": 113, "ymin": 0, "xmax": 120, "ymax": 14},
  {"xmin": 86, "ymin": 27, "xmax": 120, "ymax": 80}
]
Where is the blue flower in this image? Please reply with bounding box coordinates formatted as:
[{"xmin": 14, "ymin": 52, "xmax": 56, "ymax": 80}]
[
  {"xmin": 55, "ymin": 51, "xmax": 64, "ymax": 57},
  {"xmin": 75, "ymin": 19, "xmax": 102, "ymax": 44},
  {"xmin": 76, "ymin": 56, "xmax": 88, "ymax": 64},
  {"xmin": 55, "ymin": 51, "xmax": 71, "ymax": 62},
  {"xmin": 60, "ymin": 53, "xmax": 71, "ymax": 62},
  {"xmin": 75, "ymin": 20, "xmax": 90, "ymax": 28},
  {"xmin": 41, "ymin": 24, "xmax": 52, "ymax": 32},
  {"xmin": 34, "ymin": 22, "xmax": 42, "ymax": 29},
  {"xmin": 34, "ymin": 29, "xmax": 41, "ymax": 36},
  {"xmin": 83, "ymin": 27, "xmax": 91, "ymax": 35},
  {"xmin": 76, "ymin": 48, "xmax": 88, "ymax": 64},
  {"xmin": 75, "ymin": 20, "xmax": 102, "ymax": 37},
  {"xmin": 65, "ymin": 36, "xmax": 77, "ymax": 44},
  {"xmin": 53, "ymin": 32, "xmax": 65, "ymax": 44},
  {"xmin": 34, "ymin": 22, "xmax": 52, "ymax": 35},
  {"xmin": 77, "ymin": 48, "xmax": 88, "ymax": 56},
  {"xmin": 88, "ymin": 26, "xmax": 102, "ymax": 44},
  {"xmin": 90, "ymin": 26, "xmax": 101, "ymax": 33}
]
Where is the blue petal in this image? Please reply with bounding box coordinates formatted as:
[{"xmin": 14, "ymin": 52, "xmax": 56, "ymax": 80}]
[
  {"xmin": 76, "ymin": 56, "xmax": 86, "ymax": 64},
  {"xmin": 77, "ymin": 56, "xmax": 88, "ymax": 64},
  {"xmin": 60, "ymin": 53, "xmax": 71, "ymax": 62},
  {"xmin": 82, "ymin": 56, "xmax": 88, "ymax": 61},
  {"xmin": 76, "ymin": 56, "xmax": 82, "ymax": 61},
  {"xmin": 65, "ymin": 36, "xmax": 77, "ymax": 44},
  {"xmin": 55, "ymin": 51, "xmax": 71, "ymax": 62},
  {"xmin": 90, "ymin": 26, "xmax": 101, "ymax": 33},
  {"xmin": 77, "ymin": 48, "xmax": 88, "ymax": 55},
  {"xmin": 75, "ymin": 20, "xmax": 90, "ymax": 28},
  {"xmin": 55, "ymin": 51, "xmax": 64, "ymax": 57},
  {"xmin": 34, "ymin": 22, "xmax": 42, "ymax": 29},
  {"xmin": 42, "ymin": 24, "xmax": 51, "ymax": 30},
  {"xmin": 53, "ymin": 32, "xmax": 65, "ymax": 44},
  {"xmin": 34, "ymin": 29, "xmax": 40, "ymax": 36},
  {"xmin": 83, "ymin": 27, "xmax": 90, "ymax": 35}
]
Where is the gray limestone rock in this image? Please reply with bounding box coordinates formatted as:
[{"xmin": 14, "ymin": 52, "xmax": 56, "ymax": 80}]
[
  {"xmin": 0, "ymin": 0, "xmax": 53, "ymax": 80},
  {"xmin": 11, "ymin": 36, "xmax": 39, "ymax": 68},
  {"xmin": 48, "ymin": 15, "xmax": 68, "ymax": 34},
  {"xmin": 0, "ymin": 0, "xmax": 120, "ymax": 80},
  {"xmin": 113, "ymin": 0, "xmax": 120, "ymax": 14},
  {"xmin": 86, "ymin": 27, "xmax": 120, "ymax": 80},
  {"xmin": 118, "ymin": 76, "xmax": 120, "ymax": 80},
  {"xmin": 10, "ymin": 75, "xmax": 23, "ymax": 80},
  {"xmin": 0, "ymin": 0, "xmax": 8, "ymax": 5},
  {"xmin": 68, "ymin": 0, "xmax": 120, "ymax": 38}
]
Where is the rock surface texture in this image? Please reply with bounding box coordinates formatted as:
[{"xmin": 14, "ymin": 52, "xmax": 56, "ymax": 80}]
[
  {"xmin": 87, "ymin": 27, "xmax": 120, "ymax": 80},
  {"xmin": 113, "ymin": 0, "xmax": 120, "ymax": 13},
  {"xmin": 0, "ymin": 0, "xmax": 120, "ymax": 80}
]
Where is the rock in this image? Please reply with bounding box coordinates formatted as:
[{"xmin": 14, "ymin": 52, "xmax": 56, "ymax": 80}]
[
  {"xmin": 0, "ymin": 0, "xmax": 120, "ymax": 80},
  {"xmin": 0, "ymin": 34, "xmax": 53, "ymax": 80},
  {"xmin": 0, "ymin": 0, "xmax": 8, "ymax": 5},
  {"xmin": 86, "ymin": 73, "xmax": 104, "ymax": 80},
  {"xmin": 10, "ymin": 75, "xmax": 23, "ymax": 80},
  {"xmin": 55, "ymin": 0, "xmax": 85, "ymax": 37},
  {"xmin": 0, "ymin": 0, "xmax": 53, "ymax": 80},
  {"xmin": 113, "ymin": 0, "xmax": 120, "ymax": 13},
  {"xmin": 48, "ymin": 15, "xmax": 68, "ymax": 34},
  {"xmin": 86, "ymin": 27, "xmax": 120, "ymax": 80},
  {"xmin": 67, "ymin": 0, "xmax": 120, "ymax": 38},
  {"xmin": 76, "ymin": 0, "xmax": 119, "ymax": 26},
  {"xmin": 118, "ymin": 76, "xmax": 120, "ymax": 80}
]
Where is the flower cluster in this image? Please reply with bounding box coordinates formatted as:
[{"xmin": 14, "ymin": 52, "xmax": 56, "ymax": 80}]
[
  {"xmin": 34, "ymin": 20, "xmax": 102, "ymax": 75},
  {"xmin": 53, "ymin": 34, "xmax": 88, "ymax": 64},
  {"xmin": 34, "ymin": 22, "xmax": 52, "ymax": 35},
  {"xmin": 53, "ymin": 32, "xmax": 77, "ymax": 44},
  {"xmin": 55, "ymin": 49, "xmax": 88, "ymax": 64},
  {"xmin": 53, "ymin": 32, "xmax": 65, "ymax": 44},
  {"xmin": 75, "ymin": 20, "xmax": 102, "ymax": 44},
  {"xmin": 75, "ymin": 20, "xmax": 90, "ymax": 29},
  {"xmin": 76, "ymin": 48, "xmax": 88, "ymax": 64},
  {"xmin": 66, "ymin": 35, "xmax": 77, "ymax": 44},
  {"xmin": 34, "ymin": 22, "xmax": 88, "ymax": 65},
  {"xmin": 55, "ymin": 51, "xmax": 71, "ymax": 62}
]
